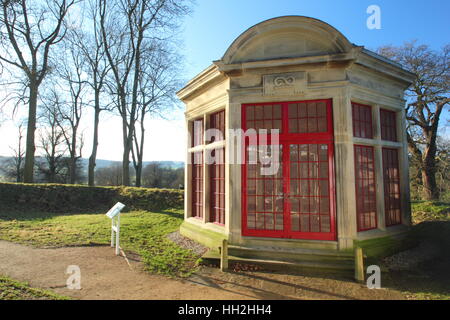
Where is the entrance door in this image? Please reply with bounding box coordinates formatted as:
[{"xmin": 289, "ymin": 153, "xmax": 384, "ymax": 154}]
[{"xmin": 242, "ymin": 99, "xmax": 336, "ymax": 240}]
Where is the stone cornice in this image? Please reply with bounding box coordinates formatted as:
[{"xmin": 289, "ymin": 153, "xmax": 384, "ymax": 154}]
[{"xmin": 176, "ymin": 64, "xmax": 226, "ymax": 101}]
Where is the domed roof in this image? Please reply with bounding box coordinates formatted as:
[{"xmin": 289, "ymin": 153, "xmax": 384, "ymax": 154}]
[{"xmin": 221, "ymin": 16, "xmax": 354, "ymax": 64}]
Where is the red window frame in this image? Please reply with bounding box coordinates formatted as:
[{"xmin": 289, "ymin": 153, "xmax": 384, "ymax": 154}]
[
  {"xmin": 382, "ymin": 148, "xmax": 402, "ymax": 226},
  {"xmin": 191, "ymin": 151, "xmax": 203, "ymax": 219},
  {"xmin": 354, "ymin": 145, "xmax": 377, "ymax": 231},
  {"xmin": 210, "ymin": 148, "xmax": 225, "ymax": 225},
  {"xmin": 380, "ymin": 109, "xmax": 397, "ymax": 142},
  {"xmin": 192, "ymin": 118, "xmax": 203, "ymax": 147},
  {"xmin": 209, "ymin": 110, "xmax": 225, "ymax": 143},
  {"xmin": 241, "ymin": 99, "xmax": 336, "ymax": 241},
  {"xmin": 352, "ymin": 102, "xmax": 373, "ymax": 139}
]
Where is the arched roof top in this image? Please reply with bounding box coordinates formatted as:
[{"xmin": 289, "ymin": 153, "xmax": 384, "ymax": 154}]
[{"xmin": 221, "ymin": 16, "xmax": 355, "ymax": 64}]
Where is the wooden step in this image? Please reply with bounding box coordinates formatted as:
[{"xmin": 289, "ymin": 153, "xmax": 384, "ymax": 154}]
[
  {"xmin": 228, "ymin": 245, "xmax": 354, "ymax": 264},
  {"xmin": 202, "ymin": 247, "xmax": 355, "ymax": 275}
]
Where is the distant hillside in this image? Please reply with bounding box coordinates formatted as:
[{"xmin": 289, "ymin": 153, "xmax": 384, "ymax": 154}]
[{"xmin": 0, "ymin": 156, "xmax": 184, "ymax": 179}]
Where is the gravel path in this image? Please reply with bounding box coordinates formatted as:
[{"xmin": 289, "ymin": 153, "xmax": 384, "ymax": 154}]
[
  {"xmin": 167, "ymin": 231, "xmax": 208, "ymax": 256},
  {"xmin": 0, "ymin": 240, "xmax": 408, "ymax": 300}
]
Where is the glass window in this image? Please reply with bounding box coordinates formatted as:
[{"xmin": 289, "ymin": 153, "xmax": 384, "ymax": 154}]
[
  {"xmin": 192, "ymin": 151, "xmax": 203, "ymax": 218},
  {"xmin": 383, "ymin": 148, "xmax": 401, "ymax": 226},
  {"xmin": 380, "ymin": 109, "xmax": 397, "ymax": 142},
  {"xmin": 352, "ymin": 103, "xmax": 373, "ymax": 139},
  {"xmin": 354, "ymin": 145, "xmax": 377, "ymax": 231},
  {"xmin": 192, "ymin": 118, "xmax": 203, "ymax": 147}
]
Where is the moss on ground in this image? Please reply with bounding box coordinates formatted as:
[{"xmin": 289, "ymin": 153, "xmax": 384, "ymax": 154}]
[{"xmin": 0, "ymin": 276, "xmax": 68, "ymax": 300}]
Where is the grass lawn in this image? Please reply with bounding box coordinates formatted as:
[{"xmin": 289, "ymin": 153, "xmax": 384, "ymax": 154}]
[
  {"xmin": 0, "ymin": 209, "xmax": 199, "ymax": 277},
  {"xmin": 0, "ymin": 276, "xmax": 68, "ymax": 300}
]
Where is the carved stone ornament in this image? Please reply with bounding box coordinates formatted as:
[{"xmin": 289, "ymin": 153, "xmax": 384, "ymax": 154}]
[{"xmin": 263, "ymin": 72, "xmax": 307, "ymax": 96}]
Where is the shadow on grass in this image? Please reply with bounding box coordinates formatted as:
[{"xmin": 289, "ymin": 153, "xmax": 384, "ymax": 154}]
[{"xmin": 381, "ymin": 221, "xmax": 450, "ymax": 299}]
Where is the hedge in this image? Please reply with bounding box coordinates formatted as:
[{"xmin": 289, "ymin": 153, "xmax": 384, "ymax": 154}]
[{"xmin": 0, "ymin": 183, "xmax": 184, "ymax": 213}]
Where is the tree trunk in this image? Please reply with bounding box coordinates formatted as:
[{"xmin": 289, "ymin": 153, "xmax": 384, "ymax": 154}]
[
  {"xmin": 421, "ymin": 154, "xmax": 439, "ymax": 200},
  {"xmin": 88, "ymin": 103, "xmax": 100, "ymax": 186},
  {"xmin": 135, "ymin": 163, "xmax": 142, "ymax": 187},
  {"xmin": 23, "ymin": 84, "xmax": 38, "ymax": 183},
  {"xmin": 69, "ymin": 128, "xmax": 77, "ymax": 184}
]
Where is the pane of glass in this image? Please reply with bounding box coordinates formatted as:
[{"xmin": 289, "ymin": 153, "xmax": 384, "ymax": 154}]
[
  {"xmin": 247, "ymin": 213, "xmax": 256, "ymax": 229},
  {"xmin": 265, "ymin": 214, "xmax": 274, "ymax": 229},
  {"xmin": 291, "ymin": 214, "xmax": 300, "ymax": 231},
  {"xmin": 310, "ymin": 180, "xmax": 319, "ymax": 196},
  {"xmin": 288, "ymin": 104, "xmax": 297, "ymax": 118},
  {"xmin": 256, "ymin": 196, "xmax": 264, "ymax": 212},
  {"xmin": 264, "ymin": 105, "xmax": 272, "ymax": 119},
  {"xmin": 311, "ymin": 215, "xmax": 320, "ymax": 232},
  {"xmin": 300, "ymin": 215, "xmax": 310, "ymax": 232},
  {"xmin": 300, "ymin": 180, "xmax": 308, "ymax": 196},
  {"xmin": 275, "ymin": 197, "xmax": 283, "ymax": 212},
  {"xmin": 290, "ymin": 145, "xmax": 298, "ymax": 161},
  {"xmin": 289, "ymin": 119, "xmax": 297, "ymax": 133},
  {"xmin": 264, "ymin": 197, "xmax": 273, "ymax": 211},
  {"xmin": 310, "ymin": 163, "xmax": 318, "ymax": 178},
  {"xmin": 256, "ymin": 214, "xmax": 265, "ymax": 229},
  {"xmin": 290, "ymin": 179, "xmax": 298, "ymax": 195},
  {"xmin": 300, "ymin": 197, "xmax": 309, "ymax": 212},
  {"xmin": 320, "ymin": 197, "xmax": 330, "ymax": 214},
  {"xmin": 310, "ymin": 198, "xmax": 319, "ymax": 213},
  {"xmin": 308, "ymin": 118, "xmax": 317, "ymax": 132},
  {"xmin": 299, "ymin": 145, "xmax": 308, "ymax": 161},
  {"xmin": 264, "ymin": 179, "xmax": 274, "ymax": 194},
  {"xmin": 255, "ymin": 106, "xmax": 263, "ymax": 119},
  {"xmin": 319, "ymin": 162, "xmax": 328, "ymax": 178},
  {"xmin": 247, "ymin": 196, "xmax": 256, "ymax": 212},
  {"xmin": 298, "ymin": 103, "xmax": 307, "ymax": 117},
  {"xmin": 273, "ymin": 104, "xmax": 282, "ymax": 118},
  {"xmin": 308, "ymin": 145, "xmax": 318, "ymax": 161},
  {"xmin": 298, "ymin": 119, "xmax": 308, "ymax": 133},
  {"xmin": 290, "ymin": 162, "xmax": 298, "ymax": 178},
  {"xmin": 317, "ymin": 102, "xmax": 327, "ymax": 117},
  {"xmin": 317, "ymin": 117, "xmax": 327, "ymax": 132},
  {"xmin": 299, "ymin": 162, "xmax": 309, "ymax": 178},
  {"xmin": 247, "ymin": 106, "xmax": 254, "ymax": 120},
  {"xmin": 275, "ymin": 214, "xmax": 283, "ymax": 230},
  {"xmin": 307, "ymin": 102, "xmax": 317, "ymax": 117},
  {"xmin": 320, "ymin": 180, "xmax": 329, "ymax": 197},
  {"xmin": 274, "ymin": 120, "xmax": 282, "ymax": 131},
  {"xmin": 290, "ymin": 198, "xmax": 299, "ymax": 213},
  {"xmin": 321, "ymin": 215, "xmax": 330, "ymax": 232}
]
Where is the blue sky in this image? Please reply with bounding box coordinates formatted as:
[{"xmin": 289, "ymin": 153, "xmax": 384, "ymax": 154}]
[
  {"xmin": 1, "ymin": 0, "xmax": 448, "ymax": 161},
  {"xmin": 183, "ymin": 0, "xmax": 450, "ymax": 79}
]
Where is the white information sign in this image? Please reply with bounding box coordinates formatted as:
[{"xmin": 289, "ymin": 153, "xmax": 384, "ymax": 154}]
[{"xmin": 106, "ymin": 202, "xmax": 125, "ymax": 255}]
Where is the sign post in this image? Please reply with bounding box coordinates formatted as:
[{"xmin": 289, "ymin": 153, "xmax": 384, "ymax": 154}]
[{"xmin": 106, "ymin": 202, "xmax": 126, "ymax": 256}]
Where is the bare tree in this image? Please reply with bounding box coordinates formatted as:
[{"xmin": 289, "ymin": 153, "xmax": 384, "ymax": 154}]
[
  {"xmin": 0, "ymin": 121, "xmax": 26, "ymax": 182},
  {"xmin": 99, "ymin": 0, "xmax": 190, "ymax": 186},
  {"xmin": 70, "ymin": 0, "xmax": 111, "ymax": 186},
  {"xmin": 131, "ymin": 41, "xmax": 181, "ymax": 187},
  {"xmin": 378, "ymin": 41, "xmax": 450, "ymax": 200},
  {"xmin": 55, "ymin": 36, "xmax": 88, "ymax": 184},
  {"xmin": 0, "ymin": 0, "xmax": 76, "ymax": 183},
  {"xmin": 38, "ymin": 89, "xmax": 67, "ymax": 183}
]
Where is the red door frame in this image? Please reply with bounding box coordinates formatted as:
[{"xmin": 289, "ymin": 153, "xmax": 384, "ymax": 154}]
[{"xmin": 241, "ymin": 99, "xmax": 337, "ymax": 241}]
